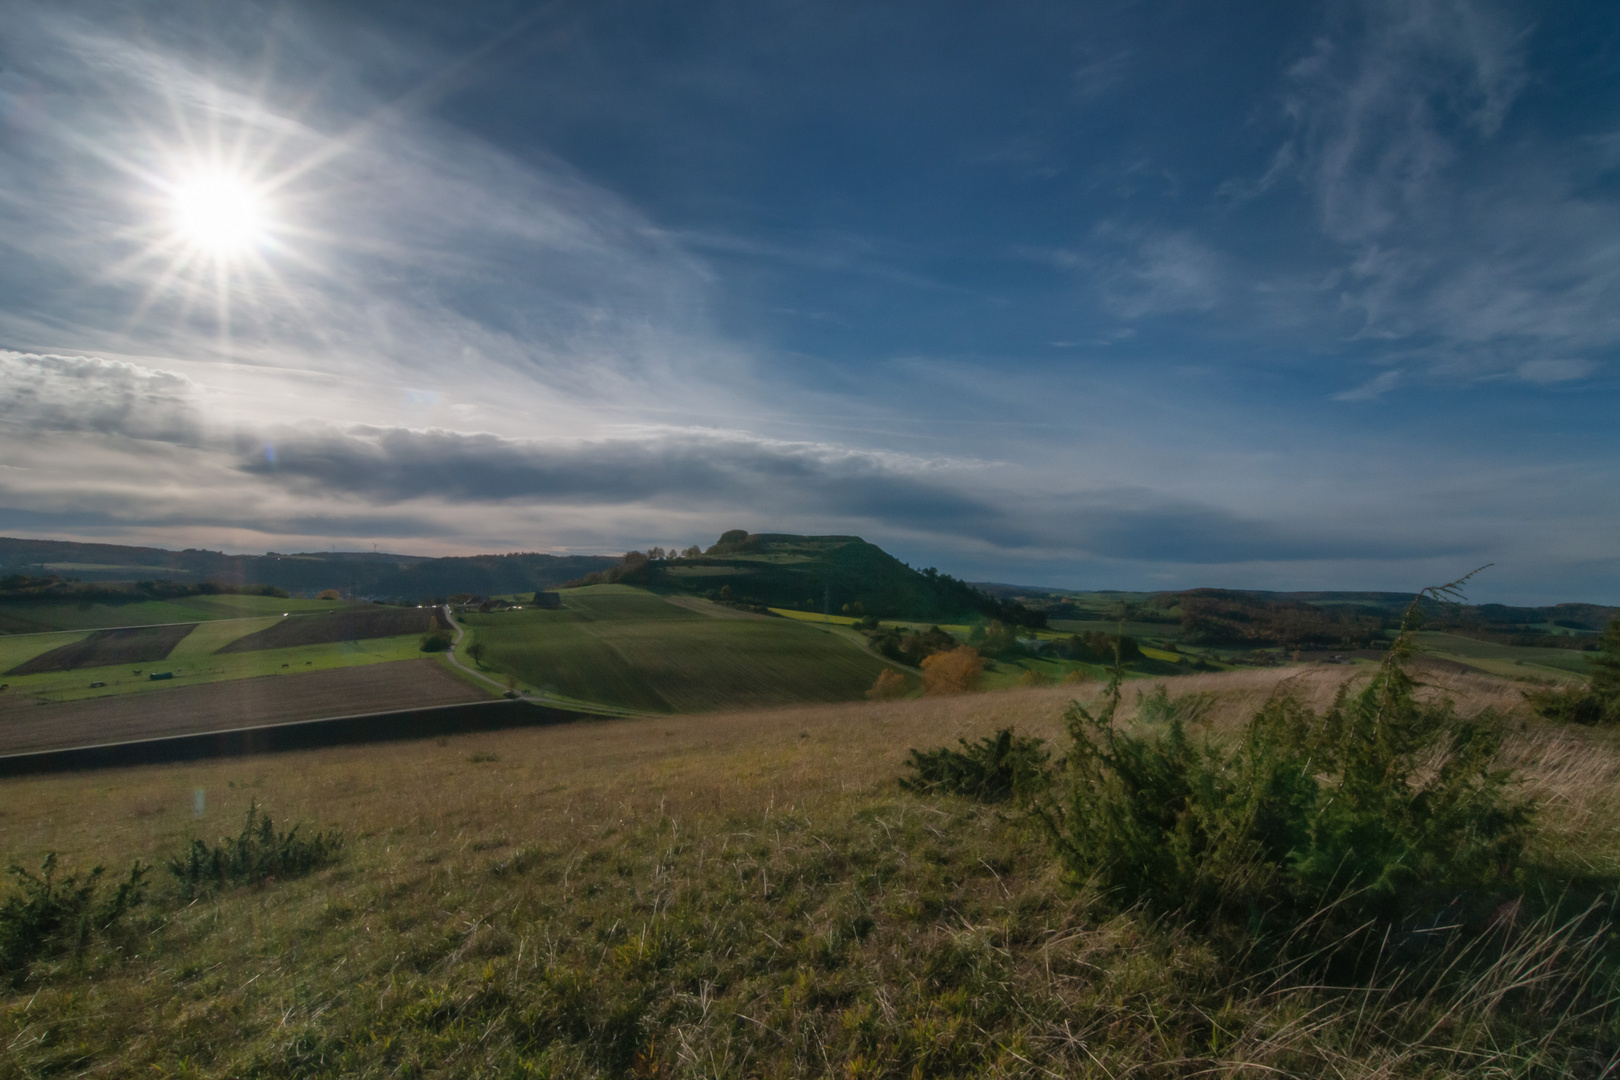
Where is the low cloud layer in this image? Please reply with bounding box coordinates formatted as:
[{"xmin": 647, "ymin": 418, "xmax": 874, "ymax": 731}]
[
  {"xmin": 0, "ymin": 350, "xmax": 201, "ymax": 444},
  {"xmin": 0, "ymin": 349, "xmax": 1494, "ymax": 572}
]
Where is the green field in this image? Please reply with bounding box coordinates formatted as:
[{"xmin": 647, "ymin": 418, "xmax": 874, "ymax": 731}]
[
  {"xmin": 0, "ymin": 633, "xmax": 431, "ymax": 705},
  {"xmin": 0, "ymin": 594, "xmax": 347, "ymax": 635},
  {"xmin": 1415, "ymin": 630, "xmax": 1595, "ymax": 681},
  {"xmin": 166, "ymin": 616, "xmax": 284, "ymax": 658},
  {"xmin": 463, "ymin": 584, "xmax": 893, "ymax": 712},
  {"xmin": 1048, "ymin": 617, "xmax": 1183, "ymax": 640}
]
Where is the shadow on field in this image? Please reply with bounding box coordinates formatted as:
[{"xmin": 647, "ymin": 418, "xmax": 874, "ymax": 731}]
[{"xmin": 0, "ymin": 698, "xmax": 603, "ymax": 777}]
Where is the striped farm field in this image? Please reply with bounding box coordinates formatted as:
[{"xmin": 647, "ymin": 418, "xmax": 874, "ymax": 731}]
[
  {"xmin": 216, "ymin": 606, "xmax": 437, "ymax": 653},
  {"xmin": 6, "ymin": 623, "xmax": 198, "ymax": 675},
  {"xmin": 0, "ymin": 634, "xmax": 435, "ymax": 707},
  {"xmin": 461, "ymin": 584, "xmax": 892, "ymax": 712}
]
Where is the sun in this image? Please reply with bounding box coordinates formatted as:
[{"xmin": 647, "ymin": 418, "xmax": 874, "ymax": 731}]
[{"xmin": 170, "ymin": 170, "xmax": 271, "ymax": 256}]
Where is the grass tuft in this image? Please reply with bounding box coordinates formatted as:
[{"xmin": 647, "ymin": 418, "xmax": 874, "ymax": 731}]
[{"xmin": 167, "ymin": 801, "xmax": 343, "ymax": 898}]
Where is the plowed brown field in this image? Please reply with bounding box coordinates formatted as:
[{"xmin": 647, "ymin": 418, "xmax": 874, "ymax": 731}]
[
  {"xmin": 5, "ymin": 623, "xmax": 198, "ymax": 676},
  {"xmin": 0, "ymin": 658, "xmax": 490, "ymax": 755},
  {"xmin": 214, "ymin": 607, "xmax": 436, "ymax": 653}
]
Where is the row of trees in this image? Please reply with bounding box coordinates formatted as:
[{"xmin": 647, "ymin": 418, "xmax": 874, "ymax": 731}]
[
  {"xmin": 0, "ymin": 575, "xmax": 289, "ymax": 602},
  {"xmin": 1170, "ymin": 590, "xmax": 1388, "ymax": 649}
]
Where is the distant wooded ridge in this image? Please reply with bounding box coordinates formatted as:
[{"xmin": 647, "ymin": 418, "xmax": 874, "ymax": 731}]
[
  {"xmin": 973, "ymin": 581, "xmax": 1617, "ymax": 650},
  {"xmin": 1, "ymin": 533, "xmax": 1613, "ymax": 643},
  {"xmin": 0, "ymin": 536, "xmax": 617, "ymax": 602}
]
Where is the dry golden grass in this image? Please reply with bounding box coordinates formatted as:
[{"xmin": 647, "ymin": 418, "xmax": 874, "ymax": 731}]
[
  {"xmin": 0, "ymin": 662, "xmax": 1581, "ymax": 872},
  {"xmin": 0, "ymin": 665, "xmax": 1614, "ymax": 1078}
]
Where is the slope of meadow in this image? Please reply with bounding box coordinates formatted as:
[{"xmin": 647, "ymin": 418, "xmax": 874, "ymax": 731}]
[{"xmin": 1, "ymin": 666, "xmax": 1615, "ymax": 1078}]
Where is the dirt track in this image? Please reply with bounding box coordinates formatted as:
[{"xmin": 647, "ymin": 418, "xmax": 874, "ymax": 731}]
[{"xmin": 0, "ymin": 659, "xmax": 492, "ymax": 756}]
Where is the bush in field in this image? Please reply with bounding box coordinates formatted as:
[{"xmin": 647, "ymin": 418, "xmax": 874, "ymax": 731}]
[
  {"xmin": 920, "ymin": 645, "xmax": 984, "ymax": 695},
  {"xmin": 901, "ymin": 728, "xmax": 1049, "ymax": 803},
  {"xmin": 1526, "ymin": 613, "xmax": 1620, "ymax": 725},
  {"xmin": 1134, "ymin": 682, "xmax": 1214, "ymax": 724},
  {"xmin": 1018, "ymin": 667, "xmax": 1052, "ymax": 687},
  {"xmin": 0, "ymin": 855, "xmax": 147, "ymax": 986},
  {"xmin": 1524, "ymin": 683, "xmax": 1617, "ymax": 725},
  {"xmin": 865, "ymin": 668, "xmax": 907, "ymax": 700},
  {"xmin": 168, "ymin": 802, "xmax": 342, "ymax": 899},
  {"xmin": 903, "ymin": 574, "xmax": 1534, "ymax": 933},
  {"xmin": 420, "ymin": 616, "xmax": 452, "ymax": 653},
  {"xmin": 1029, "ymin": 574, "xmax": 1532, "ymax": 925}
]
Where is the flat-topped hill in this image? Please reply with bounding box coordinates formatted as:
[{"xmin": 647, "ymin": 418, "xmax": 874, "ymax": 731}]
[{"xmin": 587, "ymin": 530, "xmax": 1043, "ymax": 625}]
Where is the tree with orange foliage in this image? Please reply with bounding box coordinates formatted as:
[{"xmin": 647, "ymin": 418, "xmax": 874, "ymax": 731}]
[
  {"xmin": 920, "ymin": 645, "xmax": 984, "ymax": 695},
  {"xmin": 866, "ymin": 668, "xmax": 907, "ymax": 700}
]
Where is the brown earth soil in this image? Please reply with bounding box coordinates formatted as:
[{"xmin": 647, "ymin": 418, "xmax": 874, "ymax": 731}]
[
  {"xmin": 6, "ymin": 623, "xmax": 198, "ymax": 676},
  {"xmin": 215, "ymin": 607, "xmax": 436, "ymax": 653},
  {"xmin": 0, "ymin": 658, "xmax": 490, "ymax": 755}
]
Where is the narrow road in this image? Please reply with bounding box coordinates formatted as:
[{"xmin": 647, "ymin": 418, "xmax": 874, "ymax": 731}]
[{"xmin": 439, "ymin": 605, "xmax": 517, "ymax": 696}]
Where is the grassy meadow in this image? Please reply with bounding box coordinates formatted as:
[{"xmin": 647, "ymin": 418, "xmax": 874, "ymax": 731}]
[
  {"xmin": 462, "ymin": 585, "xmax": 896, "ymax": 713},
  {"xmin": 1415, "ymin": 630, "xmax": 1596, "ymax": 681},
  {"xmin": 1, "ymin": 666, "xmax": 1615, "ymax": 1077}
]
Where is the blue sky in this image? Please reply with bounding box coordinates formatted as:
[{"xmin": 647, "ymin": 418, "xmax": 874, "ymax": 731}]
[{"xmin": 0, "ymin": 0, "xmax": 1617, "ymax": 603}]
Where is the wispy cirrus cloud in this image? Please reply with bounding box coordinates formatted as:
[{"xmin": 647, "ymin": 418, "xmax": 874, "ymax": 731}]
[
  {"xmin": 1333, "ymin": 367, "xmax": 1402, "ymax": 401},
  {"xmin": 1255, "ymin": 0, "xmax": 1620, "ymax": 380}
]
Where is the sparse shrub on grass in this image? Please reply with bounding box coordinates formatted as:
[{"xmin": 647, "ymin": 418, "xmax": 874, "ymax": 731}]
[
  {"xmin": 1031, "ymin": 575, "xmax": 1534, "ymax": 928},
  {"xmin": 865, "ymin": 668, "xmax": 906, "ymax": 700},
  {"xmin": 900, "ymin": 728, "xmax": 1049, "ymax": 802},
  {"xmin": 0, "ymin": 854, "xmax": 147, "ymax": 986},
  {"xmin": 1525, "ymin": 683, "xmax": 1617, "ymax": 725},
  {"xmin": 2, "ymin": 668, "xmax": 1617, "ymax": 1077},
  {"xmin": 1134, "ymin": 681, "xmax": 1214, "ymax": 724},
  {"xmin": 168, "ymin": 801, "xmax": 342, "ymax": 898},
  {"xmin": 1017, "ymin": 667, "xmax": 1051, "ymax": 687},
  {"xmin": 919, "ymin": 644, "xmax": 983, "ymax": 695},
  {"xmin": 1526, "ymin": 613, "xmax": 1620, "ymax": 725}
]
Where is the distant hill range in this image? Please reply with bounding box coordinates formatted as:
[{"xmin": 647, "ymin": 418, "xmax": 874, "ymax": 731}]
[
  {"xmin": 4, "ymin": 533, "xmax": 1612, "ymax": 641},
  {"xmin": 0, "ymin": 531, "xmax": 1042, "ymax": 625},
  {"xmin": 0, "ymin": 536, "xmax": 617, "ymax": 602},
  {"xmin": 973, "ymin": 582, "xmax": 1617, "ymax": 649}
]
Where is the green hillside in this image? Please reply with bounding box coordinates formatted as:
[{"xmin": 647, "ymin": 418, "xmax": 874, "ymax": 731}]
[
  {"xmin": 581, "ymin": 531, "xmax": 1042, "ymax": 625},
  {"xmin": 461, "ymin": 584, "xmax": 895, "ymax": 712}
]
